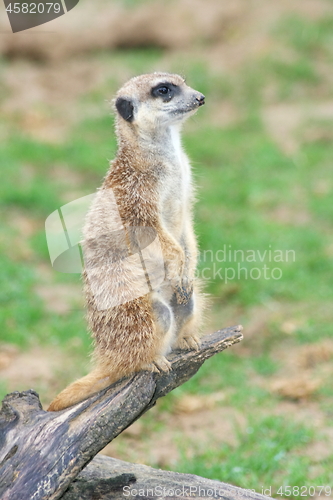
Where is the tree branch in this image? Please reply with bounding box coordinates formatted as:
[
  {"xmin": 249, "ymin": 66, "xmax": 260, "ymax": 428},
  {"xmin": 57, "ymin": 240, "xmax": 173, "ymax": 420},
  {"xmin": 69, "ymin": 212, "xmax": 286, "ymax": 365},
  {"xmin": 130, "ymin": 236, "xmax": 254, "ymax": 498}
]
[
  {"xmin": 63, "ymin": 454, "xmax": 273, "ymax": 500},
  {"xmin": 0, "ymin": 325, "xmax": 243, "ymax": 500}
]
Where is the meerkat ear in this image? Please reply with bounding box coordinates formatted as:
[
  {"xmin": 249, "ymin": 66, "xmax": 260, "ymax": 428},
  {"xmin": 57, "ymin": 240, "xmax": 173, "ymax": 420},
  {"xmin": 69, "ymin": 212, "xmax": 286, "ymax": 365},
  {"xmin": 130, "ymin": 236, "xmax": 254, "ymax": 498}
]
[{"xmin": 115, "ymin": 97, "xmax": 134, "ymax": 122}]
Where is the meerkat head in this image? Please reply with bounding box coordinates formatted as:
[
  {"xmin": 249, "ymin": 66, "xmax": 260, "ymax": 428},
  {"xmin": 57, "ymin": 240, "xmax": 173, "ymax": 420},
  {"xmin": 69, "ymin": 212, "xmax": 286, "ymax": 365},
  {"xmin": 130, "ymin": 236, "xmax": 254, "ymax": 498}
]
[{"xmin": 114, "ymin": 72, "xmax": 205, "ymax": 135}]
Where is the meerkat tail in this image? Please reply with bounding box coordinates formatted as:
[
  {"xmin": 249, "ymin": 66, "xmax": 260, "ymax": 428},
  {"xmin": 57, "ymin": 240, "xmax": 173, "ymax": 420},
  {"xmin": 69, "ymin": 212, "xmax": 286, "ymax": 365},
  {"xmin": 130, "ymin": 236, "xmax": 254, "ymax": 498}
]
[{"xmin": 47, "ymin": 367, "xmax": 120, "ymax": 411}]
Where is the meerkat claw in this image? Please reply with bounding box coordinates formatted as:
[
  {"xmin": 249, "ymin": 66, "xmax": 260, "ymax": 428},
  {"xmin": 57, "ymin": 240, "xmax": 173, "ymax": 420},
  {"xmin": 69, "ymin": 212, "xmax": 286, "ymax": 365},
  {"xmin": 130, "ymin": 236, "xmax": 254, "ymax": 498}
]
[
  {"xmin": 153, "ymin": 356, "xmax": 172, "ymax": 373},
  {"xmin": 175, "ymin": 335, "xmax": 201, "ymax": 351},
  {"xmin": 143, "ymin": 363, "xmax": 160, "ymax": 373},
  {"xmin": 142, "ymin": 356, "xmax": 172, "ymax": 374},
  {"xmin": 186, "ymin": 335, "xmax": 201, "ymax": 351}
]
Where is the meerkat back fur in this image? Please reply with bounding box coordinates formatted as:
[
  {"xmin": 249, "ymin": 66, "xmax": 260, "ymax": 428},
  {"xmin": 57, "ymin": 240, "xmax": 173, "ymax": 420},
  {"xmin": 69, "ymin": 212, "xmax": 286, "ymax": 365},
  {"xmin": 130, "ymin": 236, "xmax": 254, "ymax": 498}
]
[{"xmin": 48, "ymin": 73, "xmax": 205, "ymax": 411}]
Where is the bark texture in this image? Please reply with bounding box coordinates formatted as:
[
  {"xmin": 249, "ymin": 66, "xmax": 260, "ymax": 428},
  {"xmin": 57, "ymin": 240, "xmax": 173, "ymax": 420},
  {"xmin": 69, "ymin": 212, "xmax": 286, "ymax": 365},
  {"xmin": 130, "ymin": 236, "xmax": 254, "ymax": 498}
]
[{"xmin": 0, "ymin": 325, "xmax": 246, "ymax": 500}]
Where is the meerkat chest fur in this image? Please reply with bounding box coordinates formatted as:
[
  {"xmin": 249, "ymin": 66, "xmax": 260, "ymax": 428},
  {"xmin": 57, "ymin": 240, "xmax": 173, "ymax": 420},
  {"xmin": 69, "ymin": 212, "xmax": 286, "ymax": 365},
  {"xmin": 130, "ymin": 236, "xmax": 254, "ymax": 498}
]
[{"xmin": 158, "ymin": 124, "xmax": 192, "ymax": 238}]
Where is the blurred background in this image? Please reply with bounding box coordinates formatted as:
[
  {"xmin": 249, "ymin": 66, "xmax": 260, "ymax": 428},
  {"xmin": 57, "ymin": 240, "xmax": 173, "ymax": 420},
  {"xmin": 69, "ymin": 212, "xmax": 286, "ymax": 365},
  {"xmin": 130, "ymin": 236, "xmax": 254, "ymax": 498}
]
[{"xmin": 0, "ymin": 0, "xmax": 333, "ymax": 493}]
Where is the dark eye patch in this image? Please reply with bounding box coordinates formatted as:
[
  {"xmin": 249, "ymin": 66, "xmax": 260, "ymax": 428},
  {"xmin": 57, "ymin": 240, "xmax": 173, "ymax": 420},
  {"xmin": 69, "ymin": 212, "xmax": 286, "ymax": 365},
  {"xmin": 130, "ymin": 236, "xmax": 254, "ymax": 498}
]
[{"xmin": 151, "ymin": 82, "xmax": 180, "ymax": 102}]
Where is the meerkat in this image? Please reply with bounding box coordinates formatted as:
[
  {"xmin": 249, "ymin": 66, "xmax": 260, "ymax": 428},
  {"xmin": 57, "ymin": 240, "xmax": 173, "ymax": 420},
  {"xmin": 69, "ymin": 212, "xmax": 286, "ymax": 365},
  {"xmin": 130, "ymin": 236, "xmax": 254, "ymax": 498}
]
[{"xmin": 48, "ymin": 72, "xmax": 205, "ymax": 411}]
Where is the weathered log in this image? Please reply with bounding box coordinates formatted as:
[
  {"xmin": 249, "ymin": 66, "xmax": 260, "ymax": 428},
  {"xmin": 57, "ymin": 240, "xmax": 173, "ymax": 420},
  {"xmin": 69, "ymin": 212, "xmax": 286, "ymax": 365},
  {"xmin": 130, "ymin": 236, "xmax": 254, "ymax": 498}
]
[
  {"xmin": 63, "ymin": 454, "xmax": 273, "ymax": 500},
  {"xmin": 0, "ymin": 325, "xmax": 243, "ymax": 500}
]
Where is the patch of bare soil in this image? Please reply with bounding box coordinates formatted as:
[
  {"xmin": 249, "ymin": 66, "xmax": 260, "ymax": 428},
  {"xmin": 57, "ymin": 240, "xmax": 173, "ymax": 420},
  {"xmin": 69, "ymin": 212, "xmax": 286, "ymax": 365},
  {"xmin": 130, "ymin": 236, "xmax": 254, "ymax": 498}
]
[
  {"xmin": 0, "ymin": 0, "xmax": 245, "ymax": 61},
  {"xmin": 101, "ymin": 404, "xmax": 246, "ymax": 468},
  {"xmin": 270, "ymin": 376, "xmax": 321, "ymax": 400},
  {"xmin": 297, "ymin": 341, "xmax": 333, "ymax": 369},
  {"xmin": 263, "ymin": 102, "xmax": 333, "ymax": 154},
  {"xmin": 275, "ymin": 338, "xmax": 333, "ymax": 376},
  {"xmin": 229, "ymin": 304, "xmax": 333, "ymax": 408},
  {"xmin": 1, "ymin": 0, "xmax": 332, "ymax": 143},
  {"xmin": 0, "ymin": 0, "xmax": 331, "ymax": 62},
  {"xmin": 173, "ymin": 392, "xmax": 226, "ymax": 414},
  {"xmin": 247, "ymin": 335, "xmax": 333, "ymax": 402},
  {"xmin": 274, "ymin": 400, "xmax": 327, "ymax": 431},
  {"xmin": 0, "ymin": 345, "xmax": 65, "ymax": 393},
  {"xmin": 266, "ymin": 204, "xmax": 312, "ymax": 226},
  {"xmin": 246, "ymin": 340, "xmax": 333, "ymax": 435},
  {"xmin": 193, "ymin": 0, "xmax": 331, "ymax": 73},
  {"xmin": 0, "ymin": 0, "xmax": 247, "ymax": 139},
  {"xmin": 34, "ymin": 283, "xmax": 83, "ymax": 314},
  {"xmin": 208, "ymin": 101, "xmax": 242, "ymax": 129},
  {"xmin": 0, "ymin": 341, "xmax": 89, "ymax": 408},
  {"xmin": 1, "ymin": 57, "xmax": 110, "ymax": 142}
]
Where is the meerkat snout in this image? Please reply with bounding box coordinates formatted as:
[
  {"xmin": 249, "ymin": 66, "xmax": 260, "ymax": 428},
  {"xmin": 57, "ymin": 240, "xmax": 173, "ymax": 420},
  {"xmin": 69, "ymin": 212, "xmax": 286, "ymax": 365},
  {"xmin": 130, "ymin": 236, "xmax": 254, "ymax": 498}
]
[{"xmin": 196, "ymin": 94, "xmax": 205, "ymax": 106}]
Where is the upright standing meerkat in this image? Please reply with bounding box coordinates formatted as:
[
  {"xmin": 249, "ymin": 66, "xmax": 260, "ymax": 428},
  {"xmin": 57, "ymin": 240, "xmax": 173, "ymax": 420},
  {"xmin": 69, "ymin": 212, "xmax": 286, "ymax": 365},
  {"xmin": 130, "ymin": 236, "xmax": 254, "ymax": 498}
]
[{"xmin": 48, "ymin": 72, "xmax": 205, "ymax": 411}]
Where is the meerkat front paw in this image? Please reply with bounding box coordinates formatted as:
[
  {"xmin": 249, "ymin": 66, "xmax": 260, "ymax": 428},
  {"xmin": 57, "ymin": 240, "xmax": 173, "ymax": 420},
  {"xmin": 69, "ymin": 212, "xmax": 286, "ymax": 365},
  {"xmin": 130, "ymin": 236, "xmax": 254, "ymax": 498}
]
[
  {"xmin": 154, "ymin": 355, "xmax": 172, "ymax": 372},
  {"xmin": 142, "ymin": 355, "xmax": 172, "ymax": 373},
  {"xmin": 174, "ymin": 334, "xmax": 201, "ymax": 351}
]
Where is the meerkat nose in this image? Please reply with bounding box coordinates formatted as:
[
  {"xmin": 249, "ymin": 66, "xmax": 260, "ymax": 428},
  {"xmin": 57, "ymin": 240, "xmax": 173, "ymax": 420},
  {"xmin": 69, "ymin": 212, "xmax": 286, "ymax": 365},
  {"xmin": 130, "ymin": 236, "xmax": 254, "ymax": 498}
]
[{"xmin": 196, "ymin": 94, "xmax": 205, "ymax": 106}]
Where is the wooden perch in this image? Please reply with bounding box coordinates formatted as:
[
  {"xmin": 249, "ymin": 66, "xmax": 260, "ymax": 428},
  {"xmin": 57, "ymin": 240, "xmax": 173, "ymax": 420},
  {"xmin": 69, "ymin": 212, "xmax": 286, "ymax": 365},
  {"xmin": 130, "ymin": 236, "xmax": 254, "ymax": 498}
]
[
  {"xmin": 0, "ymin": 325, "xmax": 260, "ymax": 500},
  {"xmin": 62, "ymin": 454, "xmax": 273, "ymax": 500}
]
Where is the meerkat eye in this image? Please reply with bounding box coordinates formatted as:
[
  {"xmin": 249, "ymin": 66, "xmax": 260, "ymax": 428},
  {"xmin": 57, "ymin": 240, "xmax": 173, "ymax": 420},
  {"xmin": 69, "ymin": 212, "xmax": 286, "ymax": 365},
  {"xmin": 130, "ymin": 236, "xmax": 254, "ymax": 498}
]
[
  {"xmin": 151, "ymin": 83, "xmax": 178, "ymax": 102},
  {"xmin": 157, "ymin": 86, "xmax": 169, "ymax": 95}
]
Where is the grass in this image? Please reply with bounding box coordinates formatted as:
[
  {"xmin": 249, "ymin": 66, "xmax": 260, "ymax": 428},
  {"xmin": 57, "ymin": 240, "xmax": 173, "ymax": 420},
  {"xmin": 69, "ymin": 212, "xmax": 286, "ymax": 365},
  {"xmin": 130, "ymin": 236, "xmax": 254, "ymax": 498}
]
[
  {"xmin": 175, "ymin": 415, "xmax": 315, "ymax": 491},
  {"xmin": 1, "ymin": 9, "xmax": 333, "ymax": 497}
]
